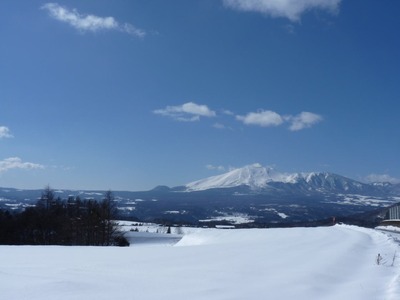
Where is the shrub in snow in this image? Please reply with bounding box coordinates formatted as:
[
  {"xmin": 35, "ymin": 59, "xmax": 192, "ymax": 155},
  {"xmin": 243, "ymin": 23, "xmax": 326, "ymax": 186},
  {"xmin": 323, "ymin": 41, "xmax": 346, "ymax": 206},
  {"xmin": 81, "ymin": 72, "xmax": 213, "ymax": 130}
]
[
  {"xmin": 376, "ymin": 253, "xmax": 383, "ymax": 265},
  {"xmin": 113, "ymin": 235, "xmax": 130, "ymax": 247}
]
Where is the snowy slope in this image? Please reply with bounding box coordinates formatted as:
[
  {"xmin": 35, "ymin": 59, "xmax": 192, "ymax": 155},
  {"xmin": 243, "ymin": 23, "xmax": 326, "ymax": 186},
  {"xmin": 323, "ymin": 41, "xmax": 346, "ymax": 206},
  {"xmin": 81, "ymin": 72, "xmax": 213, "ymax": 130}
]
[
  {"xmin": 1, "ymin": 225, "xmax": 399, "ymax": 300},
  {"xmin": 186, "ymin": 163, "xmax": 294, "ymax": 191},
  {"xmin": 185, "ymin": 163, "xmax": 367, "ymax": 193}
]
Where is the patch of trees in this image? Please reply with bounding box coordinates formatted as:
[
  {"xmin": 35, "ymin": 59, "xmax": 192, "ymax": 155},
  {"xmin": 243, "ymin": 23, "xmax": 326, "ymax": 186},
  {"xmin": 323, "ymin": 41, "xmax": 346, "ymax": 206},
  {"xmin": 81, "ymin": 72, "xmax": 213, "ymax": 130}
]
[{"xmin": 0, "ymin": 187, "xmax": 129, "ymax": 246}]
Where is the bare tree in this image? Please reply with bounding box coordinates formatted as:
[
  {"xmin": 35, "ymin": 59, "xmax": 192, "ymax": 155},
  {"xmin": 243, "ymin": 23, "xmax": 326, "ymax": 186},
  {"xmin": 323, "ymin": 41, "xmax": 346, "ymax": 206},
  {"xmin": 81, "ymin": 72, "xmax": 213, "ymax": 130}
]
[
  {"xmin": 101, "ymin": 190, "xmax": 119, "ymax": 245},
  {"xmin": 38, "ymin": 185, "xmax": 55, "ymax": 211}
]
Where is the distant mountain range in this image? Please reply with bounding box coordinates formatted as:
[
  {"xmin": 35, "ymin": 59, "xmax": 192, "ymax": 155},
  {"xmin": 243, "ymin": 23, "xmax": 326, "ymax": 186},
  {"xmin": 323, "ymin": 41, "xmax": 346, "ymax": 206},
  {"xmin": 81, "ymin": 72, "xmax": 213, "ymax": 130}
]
[
  {"xmin": 184, "ymin": 163, "xmax": 383, "ymax": 194},
  {"xmin": 1, "ymin": 164, "xmax": 400, "ymax": 226}
]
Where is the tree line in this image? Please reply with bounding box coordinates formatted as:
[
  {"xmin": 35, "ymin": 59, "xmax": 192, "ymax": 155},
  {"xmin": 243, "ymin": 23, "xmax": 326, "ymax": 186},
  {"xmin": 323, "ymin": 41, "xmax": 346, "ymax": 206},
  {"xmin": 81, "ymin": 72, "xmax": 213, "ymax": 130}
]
[{"xmin": 0, "ymin": 187, "xmax": 129, "ymax": 246}]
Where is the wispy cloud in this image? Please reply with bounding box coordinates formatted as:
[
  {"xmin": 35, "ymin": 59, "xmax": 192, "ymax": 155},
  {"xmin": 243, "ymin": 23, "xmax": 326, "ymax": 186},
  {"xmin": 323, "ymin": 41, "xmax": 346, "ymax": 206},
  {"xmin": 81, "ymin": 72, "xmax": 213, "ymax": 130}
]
[
  {"xmin": 213, "ymin": 123, "xmax": 234, "ymax": 131},
  {"xmin": 206, "ymin": 164, "xmax": 226, "ymax": 172},
  {"xmin": 286, "ymin": 112, "xmax": 323, "ymax": 131},
  {"xmin": 154, "ymin": 102, "xmax": 216, "ymax": 122},
  {"xmin": 236, "ymin": 110, "xmax": 322, "ymax": 131},
  {"xmin": 364, "ymin": 174, "xmax": 400, "ymax": 184},
  {"xmin": 222, "ymin": 109, "xmax": 235, "ymax": 116},
  {"xmin": 0, "ymin": 126, "xmax": 13, "ymax": 139},
  {"xmin": 236, "ymin": 110, "xmax": 284, "ymax": 127},
  {"xmin": 223, "ymin": 0, "xmax": 342, "ymax": 22},
  {"xmin": 41, "ymin": 3, "xmax": 145, "ymax": 37},
  {"xmin": 0, "ymin": 157, "xmax": 44, "ymax": 173}
]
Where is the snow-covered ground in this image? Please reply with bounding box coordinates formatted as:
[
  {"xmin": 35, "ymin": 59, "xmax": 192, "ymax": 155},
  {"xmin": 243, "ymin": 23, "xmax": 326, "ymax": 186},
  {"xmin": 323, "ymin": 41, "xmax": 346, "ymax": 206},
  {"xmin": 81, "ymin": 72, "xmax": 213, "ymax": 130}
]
[
  {"xmin": 199, "ymin": 212, "xmax": 255, "ymax": 224},
  {"xmin": 1, "ymin": 224, "xmax": 399, "ymax": 300}
]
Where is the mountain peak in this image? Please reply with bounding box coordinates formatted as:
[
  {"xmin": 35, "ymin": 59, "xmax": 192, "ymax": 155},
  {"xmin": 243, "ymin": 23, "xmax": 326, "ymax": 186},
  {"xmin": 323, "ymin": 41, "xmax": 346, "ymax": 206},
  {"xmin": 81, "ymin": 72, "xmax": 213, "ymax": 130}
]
[
  {"xmin": 186, "ymin": 164, "xmax": 299, "ymax": 191},
  {"xmin": 185, "ymin": 164, "xmax": 368, "ymax": 194}
]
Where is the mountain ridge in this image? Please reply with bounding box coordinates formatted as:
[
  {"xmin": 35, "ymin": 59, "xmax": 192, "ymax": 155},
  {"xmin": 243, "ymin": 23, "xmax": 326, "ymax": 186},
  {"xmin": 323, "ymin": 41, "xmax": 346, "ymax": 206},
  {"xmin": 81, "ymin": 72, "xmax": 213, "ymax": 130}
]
[
  {"xmin": 1, "ymin": 164, "xmax": 399, "ymax": 226},
  {"xmin": 185, "ymin": 163, "xmax": 375, "ymax": 195}
]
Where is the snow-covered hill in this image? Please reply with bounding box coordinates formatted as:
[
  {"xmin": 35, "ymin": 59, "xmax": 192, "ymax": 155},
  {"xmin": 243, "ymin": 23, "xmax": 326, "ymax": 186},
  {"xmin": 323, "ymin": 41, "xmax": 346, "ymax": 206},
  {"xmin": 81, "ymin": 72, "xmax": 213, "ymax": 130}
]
[
  {"xmin": 1, "ymin": 225, "xmax": 399, "ymax": 300},
  {"xmin": 185, "ymin": 163, "xmax": 369, "ymax": 194}
]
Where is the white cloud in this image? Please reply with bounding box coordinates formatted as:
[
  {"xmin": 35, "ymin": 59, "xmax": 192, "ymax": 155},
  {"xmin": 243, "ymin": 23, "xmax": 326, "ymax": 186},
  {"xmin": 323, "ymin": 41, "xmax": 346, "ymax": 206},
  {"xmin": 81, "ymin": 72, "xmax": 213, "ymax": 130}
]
[
  {"xmin": 206, "ymin": 164, "xmax": 226, "ymax": 172},
  {"xmin": 222, "ymin": 109, "xmax": 235, "ymax": 116},
  {"xmin": 121, "ymin": 23, "xmax": 146, "ymax": 37},
  {"xmin": 364, "ymin": 174, "xmax": 400, "ymax": 184},
  {"xmin": 154, "ymin": 102, "xmax": 216, "ymax": 122},
  {"xmin": 42, "ymin": 3, "xmax": 145, "ymax": 37},
  {"xmin": 154, "ymin": 103, "xmax": 322, "ymax": 131},
  {"xmin": 0, "ymin": 157, "xmax": 44, "ymax": 173},
  {"xmin": 287, "ymin": 112, "xmax": 323, "ymax": 131},
  {"xmin": 223, "ymin": 0, "xmax": 341, "ymax": 22},
  {"xmin": 213, "ymin": 123, "xmax": 226, "ymax": 129},
  {"xmin": 236, "ymin": 110, "xmax": 284, "ymax": 127},
  {"xmin": 213, "ymin": 123, "xmax": 234, "ymax": 130},
  {"xmin": 0, "ymin": 126, "xmax": 13, "ymax": 139},
  {"xmin": 176, "ymin": 116, "xmax": 201, "ymax": 122},
  {"xmin": 236, "ymin": 110, "xmax": 322, "ymax": 131}
]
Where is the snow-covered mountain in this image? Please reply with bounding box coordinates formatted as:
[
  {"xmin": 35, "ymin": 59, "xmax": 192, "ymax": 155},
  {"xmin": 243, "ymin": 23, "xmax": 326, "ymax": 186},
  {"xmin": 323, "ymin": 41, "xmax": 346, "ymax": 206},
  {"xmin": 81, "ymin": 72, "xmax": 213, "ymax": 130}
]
[
  {"xmin": 185, "ymin": 163, "xmax": 370, "ymax": 194},
  {"xmin": 1, "ymin": 164, "xmax": 399, "ymax": 226},
  {"xmin": 186, "ymin": 164, "xmax": 292, "ymax": 191}
]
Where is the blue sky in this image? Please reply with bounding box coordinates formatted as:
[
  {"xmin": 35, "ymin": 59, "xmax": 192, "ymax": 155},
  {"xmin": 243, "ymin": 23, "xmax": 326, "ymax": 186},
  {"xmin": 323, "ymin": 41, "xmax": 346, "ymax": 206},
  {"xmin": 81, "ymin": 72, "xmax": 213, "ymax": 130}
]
[{"xmin": 1, "ymin": 0, "xmax": 399, "ymax": 190}]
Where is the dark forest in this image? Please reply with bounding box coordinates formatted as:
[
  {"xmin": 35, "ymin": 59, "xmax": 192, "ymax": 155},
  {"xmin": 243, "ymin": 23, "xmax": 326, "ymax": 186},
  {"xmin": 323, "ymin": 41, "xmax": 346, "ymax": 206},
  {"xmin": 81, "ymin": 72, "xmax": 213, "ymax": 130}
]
[{"xmin": 0, "ymin": 187, "xmax": 129, "ymax": 246}]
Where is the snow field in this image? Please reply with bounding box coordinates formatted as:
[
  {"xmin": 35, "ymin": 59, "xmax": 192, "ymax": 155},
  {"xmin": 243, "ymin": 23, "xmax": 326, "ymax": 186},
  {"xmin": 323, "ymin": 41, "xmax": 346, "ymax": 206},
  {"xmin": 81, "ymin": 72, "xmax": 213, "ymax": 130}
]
[{"xmin": 1, "ymin": 224, "xmax": 399, "ymax": 300}]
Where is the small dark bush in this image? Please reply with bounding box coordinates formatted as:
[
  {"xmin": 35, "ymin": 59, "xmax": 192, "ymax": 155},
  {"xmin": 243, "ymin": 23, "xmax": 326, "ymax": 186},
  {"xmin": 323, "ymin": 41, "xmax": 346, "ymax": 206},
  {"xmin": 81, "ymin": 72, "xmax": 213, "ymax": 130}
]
[{"xmin": 114, "ymin": 235, "xmax": 130, "ymax": 247}]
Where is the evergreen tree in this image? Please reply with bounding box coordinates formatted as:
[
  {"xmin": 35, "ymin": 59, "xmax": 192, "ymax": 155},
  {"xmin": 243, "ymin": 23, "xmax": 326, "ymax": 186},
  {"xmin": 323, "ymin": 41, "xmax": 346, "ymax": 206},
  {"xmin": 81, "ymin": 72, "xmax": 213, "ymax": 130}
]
[{"xmin": 0, "ymin": 187, "xmax": 129, "ymax": 246}]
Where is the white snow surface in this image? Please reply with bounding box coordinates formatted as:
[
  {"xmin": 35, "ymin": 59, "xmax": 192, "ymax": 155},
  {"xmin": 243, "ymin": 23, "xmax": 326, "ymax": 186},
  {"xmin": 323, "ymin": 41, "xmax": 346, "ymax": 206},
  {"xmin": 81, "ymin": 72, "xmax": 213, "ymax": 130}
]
[
  {"xmin": 199, "ymin": 213, "xmax": 255, "ymax": 224},
  {"xmin": 186, "ymin": 163, "xmax": 299, "ymax": 191},
  {"xmin": 1, "ymin": 224, "xmax": 400, "ymax": 300},
  {"xmin": 186, "ymin": 163, "xmax": 332, "ymax": 191}
]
